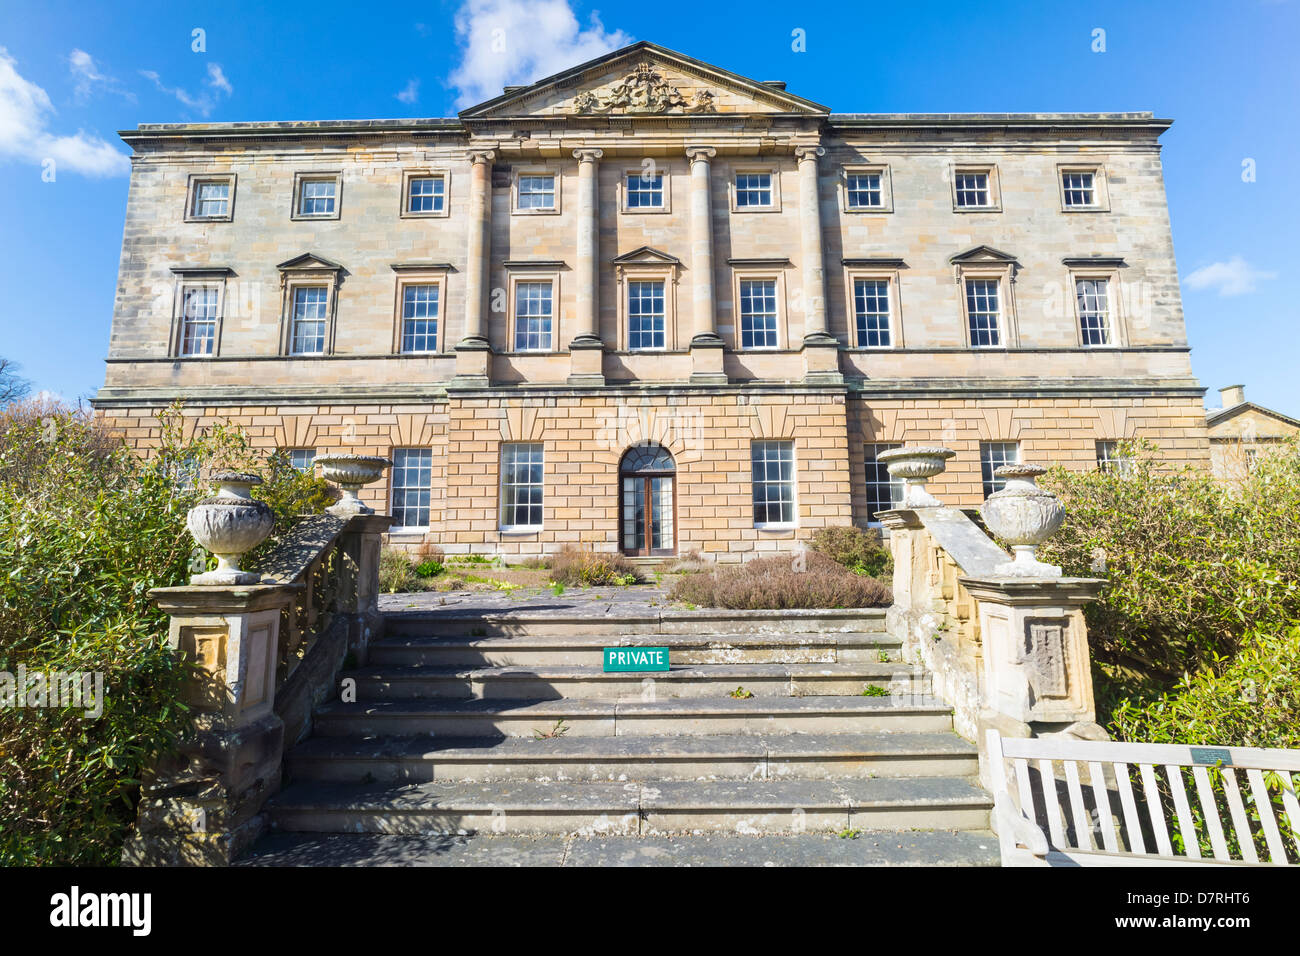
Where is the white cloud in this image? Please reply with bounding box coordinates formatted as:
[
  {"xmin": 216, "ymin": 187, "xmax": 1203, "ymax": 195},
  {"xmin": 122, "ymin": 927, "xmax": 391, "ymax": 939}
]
[
  {"xmin": 139, "ymin": 61, "xmax": 233, "ymax": 117},
  {"xmin": 448, "ymin": 0, "xmax": 631, "ymax": 109},
  {"xmin": 1183, "ymin": 256, "xmax": 1278, "ymax": 297},
  {"xmin": 396, "ymin": 78, "xmax": 420, "ymax": 104},
  {"xmin": 0, "ymin": 47, "xmax": 129, "ymax": 176},
  {"xmin": 68, "ymin": 48, "xmax": 133, "ymax": 102}
]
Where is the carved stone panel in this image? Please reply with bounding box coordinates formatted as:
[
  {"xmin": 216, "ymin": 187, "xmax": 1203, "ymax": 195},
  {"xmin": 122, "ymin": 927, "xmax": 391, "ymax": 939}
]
[{"xmin": 1021, "ymin": 617, "xmax": 1069, "ymax": 699}]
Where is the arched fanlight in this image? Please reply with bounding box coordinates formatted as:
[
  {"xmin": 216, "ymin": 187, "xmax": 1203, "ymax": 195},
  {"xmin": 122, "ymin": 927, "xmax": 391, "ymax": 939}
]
[{"xmin": 619, "ymin": 443, "xmax": 675, "ymax": 474}]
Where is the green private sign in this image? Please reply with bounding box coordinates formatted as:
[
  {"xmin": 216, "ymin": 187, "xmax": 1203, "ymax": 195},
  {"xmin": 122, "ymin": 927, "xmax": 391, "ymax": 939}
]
[{"xmin": 603, "ymin": 646, "xmax": 670, "ymax": 672}]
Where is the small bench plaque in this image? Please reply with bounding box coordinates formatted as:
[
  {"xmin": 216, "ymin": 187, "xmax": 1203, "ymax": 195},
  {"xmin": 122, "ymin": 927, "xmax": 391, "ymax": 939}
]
[
  {"xmin": 603, "ymin": 647, "xmax": 669, "ymax": 672},
  {"xmin": 1189, "ymin": 746, "xmax": 1233, "ymax": 767}
]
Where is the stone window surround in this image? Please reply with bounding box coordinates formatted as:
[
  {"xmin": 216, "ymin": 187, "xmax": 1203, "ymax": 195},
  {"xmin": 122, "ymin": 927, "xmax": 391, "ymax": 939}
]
[
  {"xmin": 1057, "ymin": 163, "xmax": 1110, "ymax": 212},
  {"xmin": 728, "ymin": 167, "xmax": 782, "ymax": 213},
  {"xmin": 619, "ymin": 165, "xmax": 672, "ymax": 214},
  {"xmin": 729, "ymin": 265, "xmax": 790, "ymax": 351},
  {"xmin": 614, "ymin": 259, "xmax": 681, "ymax": 352},
  {"xmin": 399, "ymin": 168, "xmax": 451, "ymax": 219},
  {"xmin": 276, "ymin": 260, "xmax": 343, "ymax": 355},
  {"xmin": 950, "ymin": 163, "xmax": 1002, "ymax": 213},
  {"xmin": 511, "ymin": 167, "xmax": 562, "ymax": 215},
  {"xmin": 954, "ymin": 263, "xmax": 1019, "ymax": 349},
  {"xmin": 506, "ymin": 267, "xmax": 563, "ymax": 353},
  {"xmin": 1066, "ymin": 261, "xmax": 1127, "ymax": 348},
  {"xmin": 839, "ymin": 164, "xmax": 893, "ymax": 214},
  {"xmin": 291, "ymin": 170, "xmax": 343, "ymax": 221},
  {"xmin": 168, "ymin": 266, "xmax": 231, "ymax": 358},
  {"xmin": 390, "ymin": 264, "xmax": 450, "ymax": 354},
  {"xmin": 842, "ymin": 259, "xmax": 906, "ymax": 349},
  {"xmin": 750, "ymin": 438, "xmax": 799, "ymax": 531},
  {"xmin": 184, "ymin": 173, "xmax": 236, "ymax": 222},
  {"xmin": 498, "ymin": 441, "xmax": 545, "ymax": 534}
]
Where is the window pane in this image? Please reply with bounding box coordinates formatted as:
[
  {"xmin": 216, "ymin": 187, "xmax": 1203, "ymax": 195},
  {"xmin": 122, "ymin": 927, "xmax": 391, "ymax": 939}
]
[
  {"xmin": 1095, "ymin": 440, "xmax": 1133, "ymax": 475},
  {"xmin": 853, "ymin": 278, "xmax": 891, "ymax": 347},
  {"xmin": 846, "ymin": 172, "xmax": 882, "ymax": 208},
  {"xmin": 980, "ymin": 442, "xmax": 1020, "ymax": 498},
  {"xmin": 1063, "ymin": 171, "xmax": 1095, "ymax": 207},
  {"xmin": 514, "ymin": 281, "xmax": 553, "ymax": 351},
  {"xmin": 501, "ymin": 443, "xmax": 544, "ymax": 528},
  {"xmin": 401, "ymin": 284, "xmax": 440, "ymax": 352},
  {"xmin": 1076, "ymin": 278, "xmax": 1111, "ymax": 346},
  {"xmin": 194, "ymin": 180, "xmax": 229, "ymax": 217},
  {"xmin": 407, "ymin": 176, "xmax": 445, "ymax": 213},
  {"xmin": 518, "ymin": 175, "xmax": 555, "ymax": 209},
  {"xmin": 291, "ymin": 286, "xmax": 328, "ymax": 353},
  {"xmin": 391, "ymin": 448, "xmax": 433, "ymax": 528},
  {"xmin": 300, "ymin": 178, "xmax": 336, "ymax": 215},
  {"xmin": 739, "ymin": 278, "xmax": 778, "ymax": 349},
  {"xmin": 288, "ymin": 448, "xmax": 316, "ymax": 472},
  {"xmin": 627, "ymin": 279, "xmax": 666, "ymax": 350},
  {"xmin": 735, "ymin": 172, "xmax": 773, "ymax": 207},
  {"xmin": 955, "ymin": 172, "xmax": 990, "ymax": 207},
  {"xmin": 180, "ymin": 286, "xmax": 218, "ymax": 355},
  {"xmin": 965, "ymin": 278, "xmax": 1001, "ymax": 347},
  {"xmin": 751, "ymin": 440, "xmax": 795, "ymax": 525},
  {"xmin": 626, "ymin": 172, "xmax": 664, "ymax": 208},
  {"xmin": 864, "ymin": 442, "xmax": 904, "ymax": 522}
]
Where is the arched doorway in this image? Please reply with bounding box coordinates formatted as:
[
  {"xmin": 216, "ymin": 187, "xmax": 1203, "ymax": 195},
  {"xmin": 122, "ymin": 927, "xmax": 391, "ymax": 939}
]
[{"xmin": 620, "ymin": 444, "xmax": 676, "ymax": 556}]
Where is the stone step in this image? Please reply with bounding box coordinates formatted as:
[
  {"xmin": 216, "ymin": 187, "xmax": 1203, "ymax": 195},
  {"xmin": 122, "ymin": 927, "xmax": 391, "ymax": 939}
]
[
  {"xmin": 240, "ymin": 829, "xmax": 1000, "ymax": 867},
  {"xmin": 267, "ymin": 776, "xmax": 992, "ymax": 835},
  {"xmin": 368, "ymin": 631, "xmax": 900, "ymax": 667},
  {"xmin": 345, "ymin": 662, "xmax": 924, "ymax": 700},
  {"xmin": 313, "ymin": 695, "xmax": 955, "ymax": 738},
  {"xmin": 382, "ymin": 607, "xmax": 888, "ymax": 639},
  {"xmin": 286, "ymin": 731, "xmax": 979, "ymax": 783}
]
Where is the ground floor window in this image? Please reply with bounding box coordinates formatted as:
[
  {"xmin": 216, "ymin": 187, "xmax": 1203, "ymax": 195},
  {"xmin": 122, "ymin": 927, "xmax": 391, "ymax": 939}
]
[
  {"xmin": 864, "ymin": 442, "xmax": 904, "ymax": 522},
  {"xmin": 287, "ymin": 448, "xmax": 316, "ymax": 472},
  {"xmin": 980, "ymin": 441, "xmax": 1020, "ymax": 498},
  {"xmin": 752, "ymin": 440, "xmax": 796, "ymax": 526},
  {"xmin": 391, "ymin": 447, "xmax": 432, "ymax": 528},
  {"xmin": 1095, "ymin": 440, "xmax": 1133, "ymax": 475},
  {"xmin": 500, "ymin": 443, "xmax": 544, "ymax": 529}
]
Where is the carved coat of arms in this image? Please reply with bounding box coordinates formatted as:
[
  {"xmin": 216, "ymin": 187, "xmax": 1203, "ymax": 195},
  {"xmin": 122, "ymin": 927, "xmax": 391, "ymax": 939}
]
[{"xmin": 573, "ymin": 63, "xmax": 717, "ymax": 115}]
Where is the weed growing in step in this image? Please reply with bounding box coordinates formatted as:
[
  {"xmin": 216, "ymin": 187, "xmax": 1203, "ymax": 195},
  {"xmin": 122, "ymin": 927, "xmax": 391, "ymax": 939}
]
[
  {"xmin": 729, "ymin": 686, "xmax": 754, "ymax": 699},
  {"xmin": 534, "ymin": 719, "xmax": 569, "ymax": 739},
  {"xmin": 838, "ymin": 828, "xmax": 861, "ymax": 839},
  {"xmin": 861, "ymin": 685, "xmax": 889, "ymax": 697}
]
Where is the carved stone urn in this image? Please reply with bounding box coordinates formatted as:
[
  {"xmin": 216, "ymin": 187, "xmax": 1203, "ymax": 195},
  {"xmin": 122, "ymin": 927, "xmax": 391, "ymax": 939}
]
[
  {"xmin": 316, "ymin": 454, "xmax": 392, "ymax": 515},
  {"xmin": 186, "ymin": 472, "xmax": 275, "ymax": 586},
  {"xmin": 980, "ymin": 463, "xmax": 1065, "ymax": 578},
  {"xmin": 877, "ymin": 446, "xmax": 957, "ymax": 508}
]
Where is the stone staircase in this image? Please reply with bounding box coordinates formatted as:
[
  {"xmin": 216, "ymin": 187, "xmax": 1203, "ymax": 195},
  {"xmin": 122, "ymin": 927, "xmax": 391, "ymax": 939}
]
[{"xmin": 261, "ymin": 605, "xmax": 996, "ymax": 859}]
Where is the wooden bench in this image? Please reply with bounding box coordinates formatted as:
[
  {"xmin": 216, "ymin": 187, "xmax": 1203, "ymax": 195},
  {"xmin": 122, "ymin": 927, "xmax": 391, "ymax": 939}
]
[{"xmin": 987, "ymin": 730, "xmax": 1300, "ymax": 866}]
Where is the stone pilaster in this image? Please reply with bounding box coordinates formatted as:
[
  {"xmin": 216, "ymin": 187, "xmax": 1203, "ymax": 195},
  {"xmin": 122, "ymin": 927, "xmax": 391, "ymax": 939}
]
[
  {"xmin": 454, "ymin": 147, "xmax": 495, "ymax": 386},
  {"xmin": 569, "ymin": 147, "xmax": 605, "ymax": 386},
  {"xmin": 795, "ymin": 145, "xmax": 842, "ymax": 384},
  {"xmin": 686, "ymin": 145, "xmax": 726, "ymax": 384}
]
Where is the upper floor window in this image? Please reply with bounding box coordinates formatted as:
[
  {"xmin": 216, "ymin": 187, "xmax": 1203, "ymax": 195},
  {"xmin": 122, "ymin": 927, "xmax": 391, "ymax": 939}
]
[
  {"xmin": 1076, "ymin": 277, "xmax": 1113, "ymax": 346},
  {"xmin": 288, "ymin": 448, "xmax": 316, "ymax": 472},
  {"xmin": 735, "ymin": 172, "xmax": 774, "ymax": 208},
  {"xmin": 391, "ymin": 447, "xmax": 433, "ymax": 529},
  {"xmin": 864, "ymin": 442, "xmax": 904, "ymax": 523},
  {"xmin": 980, "ymin": 441, "xmax": 1020, "ymax": 498},
  {"xmin": 293, "ymin": 172, "xmax": 341, "ymax": 219},
  {"xmin": 625, "ymin": 172, "xmax": 665, "ymax": 209},
  {"xmin": 752, "ymin": 440, "xmax": 796, "ymax": 527},
  {"xmin": 853, "ymin": 278, "xmax": 892, "ymax": 348},
  {"xmin": 952, "ymin": 166, "xmax": 1000, "ymax": 211},
  {"xmin": 401, "ymin": 284, "xmax": 440, "ymax": 353},
  {"xmin": 408, "ymin": 176, "xmax": 445, "ymax": 214},
  {"xmin": 738, "ymin": 278, "xmax": 779, "ymax": 349},
  {"xmin": 517, "ymin": 174, "xmax": 556, "ymax": 211},
  {"xmin": 1059, "ymin": 165, "xmax": 1107, "ymax": 211},
  {"xmin": 514, "ymin": 280, "xmax": 553, "ymax": 351},
  {"xmin": 965, "ymin": 278, "xmax": 1002, "ymax": 347},
  {"xmin": 846, "ymin": 172, "xmax": 883, "ymax": 209},
  {"xmin": 180, "ymin": 286, "xmax": 219, "ymax": 355},
  {"xmin": 500, "ymin": 443, "xmax": 544, "ymax": 530},
  {"xmin": 627, "ymin": 279, "xmax": 666, "ymax": 350},
  {"xmin": 290, "ymin": 286, "xmax": 329, "ymax": 354},
  {"xmin": 954, "ymin": 172, "xmax": 990, "ymax": 207},
  {"xmin": 185, "ymin": 174, "xmax": 235, "ymax": 222}
]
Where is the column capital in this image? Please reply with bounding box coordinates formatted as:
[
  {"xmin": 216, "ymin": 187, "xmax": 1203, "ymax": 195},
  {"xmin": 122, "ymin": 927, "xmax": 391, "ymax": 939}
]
[
  {"xmin": 794, "ymin": 145, "xmax": 825, "ymax": 163},
  {"xmin": 572, "ymin": 147, "xmax": 604, "ymax": 163},
  {"xmin": 468, "ymin": 148, "xmax": 497, "ymax": 165},
  {"xmin": 685, "ymin": 146, "xmax": 717, "ymax": 163}
]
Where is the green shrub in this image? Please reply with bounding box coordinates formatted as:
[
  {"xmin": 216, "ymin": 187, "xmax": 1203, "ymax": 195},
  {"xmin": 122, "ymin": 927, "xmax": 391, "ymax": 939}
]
[
  {"xmin": 809, "ymin": 525, "xmax": 892, "ymax": 578},
  {"xmin": 548, "ymin": 546, "xmax": 642, "ymax": 586},
  {"xmin": 379, "ymin": 547, "xmax": 422, "ymax": 593},
  {"xmin": 414, "ymin": 559, "xmax": 444, "ymax": 578},
  {"xmin": 667, "ymin": 552, "xmax": 891, "ymax": 609}
]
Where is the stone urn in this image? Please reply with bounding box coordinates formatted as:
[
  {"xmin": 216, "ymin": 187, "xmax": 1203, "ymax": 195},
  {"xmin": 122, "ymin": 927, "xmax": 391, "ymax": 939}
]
[
  {"xmin": 316, "ymin": 454, "xmax": 392, "ymax": 515},
  {"xmin": 980, "ymin": 463, "xmax": 1065, "ymax": 578},
  {"xmin": 186, "ymin": 472, "xmax": 275, "ymax": 585},
  {"xmin": 877, "ymin": 446, "xmax": 956, "ymax": 508}
]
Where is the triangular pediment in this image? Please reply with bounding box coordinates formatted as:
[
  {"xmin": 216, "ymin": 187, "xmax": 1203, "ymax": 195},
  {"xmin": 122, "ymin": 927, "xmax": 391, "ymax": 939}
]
[
  {"xmin": 612, "ymin": 246, "xmax": 682, "ymax": 266},
  {"xmin": 460, "ymin": 41, "xmax": 828, "ymax": 120},
  {"xmin": 277, "ymin": 252, "xmax": 342, "ymax": 272},
  {"xmin": 950, "ymin": 245, "xmax": 1020, "ymax": 265}
]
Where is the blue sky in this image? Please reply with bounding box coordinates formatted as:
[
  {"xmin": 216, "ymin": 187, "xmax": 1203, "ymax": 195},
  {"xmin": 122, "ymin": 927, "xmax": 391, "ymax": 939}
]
[{"xmin": 1, "ymin": 0, "xmax": 1296, "ymax": 412}]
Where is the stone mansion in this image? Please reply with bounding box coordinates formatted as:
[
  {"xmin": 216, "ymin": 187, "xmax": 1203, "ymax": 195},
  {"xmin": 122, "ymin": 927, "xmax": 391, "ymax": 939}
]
[{"xmin": 93, "ymin": 41, "xmax": 1209, "ymax": 560}]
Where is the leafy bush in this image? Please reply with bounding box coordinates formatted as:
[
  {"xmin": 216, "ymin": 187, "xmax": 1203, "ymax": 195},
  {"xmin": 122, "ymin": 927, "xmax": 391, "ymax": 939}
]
[
  {"xmin": 379, "ymin": 547, "xmax": 424, "ymax": 593},
  {"xmin": 809, "ymin": 525, "xmax": 892, "ymax": 578},
  {"xmin": 414, "ymin": 559, "xmax": 444, "ymax": 578},
  {"xmin": 668, "ymin": 552, "xmax": 891, "ymax": 609},
  {"xmin": 0, "ymin": 400, "xmax": 328, "ymax": 865},
  {"xmin": 548, "ymin": 546, "xmax": 642, "ymax": 586}
]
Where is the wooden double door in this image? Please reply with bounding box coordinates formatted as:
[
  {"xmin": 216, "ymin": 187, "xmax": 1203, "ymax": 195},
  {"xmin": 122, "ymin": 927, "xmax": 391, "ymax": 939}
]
[{"xmin": 619, "ymin": 444, "xmax": 676, "ymax": 556}]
